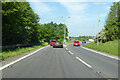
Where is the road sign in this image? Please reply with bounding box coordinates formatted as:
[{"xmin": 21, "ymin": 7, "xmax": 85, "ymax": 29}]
[{"xmin": 64, "ymin": 40, "xmax": 66, "ymax": 42}]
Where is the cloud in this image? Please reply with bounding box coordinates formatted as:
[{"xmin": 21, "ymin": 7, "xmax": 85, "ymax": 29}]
[
  {"xmin": 100, "ymin": 13, "xmax": 108, "ymax": 17},
  {"xmin": 93, "ymin": 2, "xmax": 100, "ymax": 5},
  {"xmin": 31, "ymin": 2, "xmax": 51, "ymax": 14},
  {"xmin": 93, "ymin": 2, "xmax": 109, "ymax": 5},
  {"xmin": 30, "ymin": 2, "xmax": 51, "ymax": 15},
  {"xmin": 106, "ymin": 6, "xmax": 111, "ymax": 10},
  {"xmin": 58, "ymin": 2, "xmax": 92, "ymax": 27},
  {"xmin": 59, "ymin": 2, "xmax": 88, "ymax": 15},
  {"xmin": 27, "ymin": 0, "xmax": 120, "ymax": 2}
]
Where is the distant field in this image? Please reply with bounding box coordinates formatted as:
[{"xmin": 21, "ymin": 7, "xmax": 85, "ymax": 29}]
[
  {"xmin": 0, "ymin": 43, "xmax": 48, "ymax": 60},
  {"xmin": 83, "ymin": 40, "xmax": 119, "ymax": 56},
  {"xmin": 67, "ymin": 40, "xmax": 87, "ymax": 43}
]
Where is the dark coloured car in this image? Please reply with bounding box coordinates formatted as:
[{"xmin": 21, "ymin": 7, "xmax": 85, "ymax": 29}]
[
  {"xmin": 73, "ymin": 40, "xmax": 80, "ymax": 46},
  {"xmin": 82, "ymin": 40, "xmax": 86, "ymax": 43},
  {"xmin": 50, "ymin": 40, "xmax": 56, "ymax": 46},
  {"xmin": 53, "ymin": 42, "xmax": 63, "ymax": 48}
]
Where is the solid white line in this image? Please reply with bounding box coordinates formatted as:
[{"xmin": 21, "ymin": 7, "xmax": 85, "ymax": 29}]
[
  {"xmin": 76, "ymin": 56, "xmax": 92, "ymax": 68},
  {"xmin": 81, "ymin": 46, "xmax": 119, "ymax": 60},
  {"xmin": 0, "ymin": 46, "xmax": 49, "ymax": 70}
]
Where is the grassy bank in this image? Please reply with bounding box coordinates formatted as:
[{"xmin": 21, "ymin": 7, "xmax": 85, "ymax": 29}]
[
  {"xmin": 83, "ymin": 40, "xmax": 118, "ymax": 56},
  {"xmin": 0, "ymin": 43, "xmax": 48, "ymax": 60},
  {"xmin": 67, "ymin": 41, "xmax": 74, "ymax": 43}
]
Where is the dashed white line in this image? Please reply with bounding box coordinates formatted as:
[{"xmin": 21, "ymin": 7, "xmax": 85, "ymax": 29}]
[
  {"xmin": 76, "ymin": 56, "xmax": 92, "ymax": 68},
  {"xmin": 63, "ymin": 45, "xmax": 66, "ymax": 48},
  {"xmin": 68, "ymin": 51, "xmax": 74, "ymax": 55},
  {"xmin": 69, "ymin": 51, "xmax": 74, "ymax": 54},
  {"xmin": 66, "ymin": 44, "xmax": 92, "ymax": 68},
  {"xmin": 0, "ymin": 45, "xmax": 49, "ymax": 70},
  {"xmin": 66, "ymin": 48, "xmax": 68, "ymax": 50},
  {"xmin": 65, "ymin": 45, "xmax": 73, "ymax": 55}
]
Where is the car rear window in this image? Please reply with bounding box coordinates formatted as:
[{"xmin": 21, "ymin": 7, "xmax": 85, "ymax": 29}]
[
  {"xmin": 74, "ymin": 41, "xmax": 79, "ymax": 43},
  {"xmin": 52, "ymin": 40, "xmax": 56, "ymax": 42}
]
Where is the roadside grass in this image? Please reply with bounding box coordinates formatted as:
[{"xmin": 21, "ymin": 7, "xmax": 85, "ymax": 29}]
[
  {"xmin": 83, "ymin": 40, "xmax": 119, "ymax": 56},
  {"xmin": 0, "ymin": 43, "xmax": 48, "ymax": 60},
  {"xmin": 67, "ymin": 41, "xmax": 74, "ymax": 43}
]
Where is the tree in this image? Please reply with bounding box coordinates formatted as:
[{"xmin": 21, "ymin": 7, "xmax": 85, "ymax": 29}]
[
  {"xmin": 37, "ymin": 22, "xmax": 68, "ymax": 42},
  {"xmin": 2, "ymin": 2, "xmax": 40, "ymax": 45},
  {"xmin": 104, "ymin": 2, "xmax": 120, "ymax": 41},
  {"xmin": 118, "ymin": 1, "xmax": 120, "ymax": 39},
  {"xmin": 2, "ymin": 2, "xmax": 69, "ymax": 46}
]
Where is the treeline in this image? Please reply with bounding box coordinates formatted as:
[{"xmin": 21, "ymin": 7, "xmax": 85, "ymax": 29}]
[
  {"xmin": 38, "ymin": 22, "xmax": 68, "ymax": 42},
  {"xmin": 2, "ymin": 2, "xmax": 68, "ymax": 46},
  {"xmin": 95, "ymin": 2, "xmax": 120, "ymax": 43},
  {"xmin": 69, "ymin": 36, "xmax": 94, "ymax": 41}
]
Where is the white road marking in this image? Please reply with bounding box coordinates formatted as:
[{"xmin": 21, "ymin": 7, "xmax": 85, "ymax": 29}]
[
  {"xmin": 68, "ymin": 51, "xmax": 74, "ymax": 55},
  {"xmin": 66, "ymin": 44, "xmax": 92, "ymax": 68},
  {"xmin": 66, "ymin": 48, "xmax": 68, "ymax": 50},
  {"xmin": 65, "ymin": 44, "xmax": 74, "ymax": 55},
  {"xmin": 63, "ymin": 45, "xmax": 66, "ymax": 48},
  {"xmin": 81, "ymin": 46, "xmax": 119, "ymax": 60},
  {"xmin": 76, "ymin": 56, "xmax": 92, "ymax": 68},
  {"xmin": 0, "ymin": 45, "xmax": 49, "ymax": 70}
]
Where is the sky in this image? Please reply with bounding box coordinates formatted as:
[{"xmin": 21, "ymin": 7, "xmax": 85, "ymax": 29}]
[{"xmin": 27, "ymin": 0, "xmax": 114, "ymax": 37}]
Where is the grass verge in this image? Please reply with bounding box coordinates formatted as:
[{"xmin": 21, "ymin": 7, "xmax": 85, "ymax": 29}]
[
  {"xmin": 83, "ymin": 40, "xmax": 118, "ymax": 56},
  {"xmin": 0, "ymin": 43, "xmax": 48, "ymax": 60}
]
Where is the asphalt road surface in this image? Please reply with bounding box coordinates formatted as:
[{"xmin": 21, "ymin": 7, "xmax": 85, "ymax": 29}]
[{"xmin": 2, "ymin": 43, "xmax": 118, "ymax": 78}]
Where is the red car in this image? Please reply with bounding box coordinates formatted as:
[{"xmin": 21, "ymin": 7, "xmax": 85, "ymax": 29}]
[
  {"xmin": 74, "ymin": 41, "xmax": 80, "ymax": 46},
  {"xmin": 50, "ymin": 40, "xmax": 56, "ymax": 46}
]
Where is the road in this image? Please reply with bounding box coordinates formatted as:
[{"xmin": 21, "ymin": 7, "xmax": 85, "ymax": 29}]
[{"xmin": 2, "ymin": 43, "xmax": 118, "ymax": 78}]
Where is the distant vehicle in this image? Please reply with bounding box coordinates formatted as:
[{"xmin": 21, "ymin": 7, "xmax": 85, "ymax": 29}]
[
  {"xmin": 89, "ymin": 39, "xmax": 94, "ymax": 42},
  {"xmin": 53, "ymin": 42, "xmax": 63, "ymax": 48},
  {"xmin": 50, "ymin": 40, "xmax": 56, "ymax": 46},
  {"xmin": 73, "ymin": 40, "xmax": 80, "ymax": 46},
  {"xmin": 82, "ymin": 40, "xmax": 86, "ymax": 43}
]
